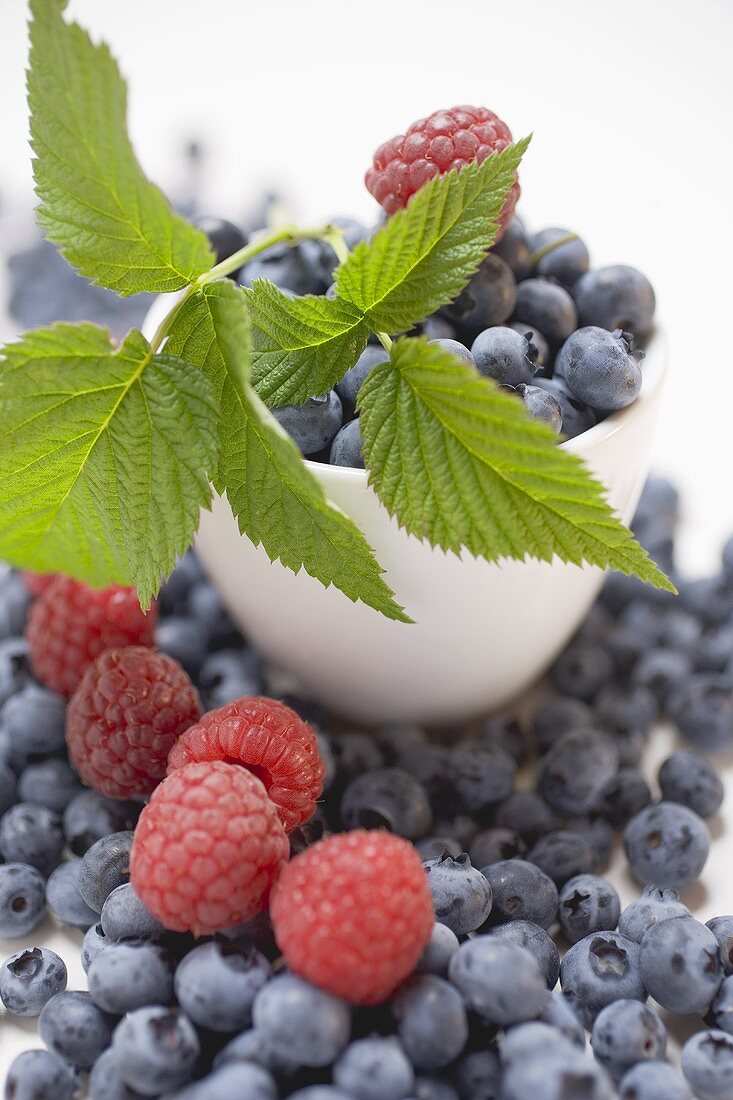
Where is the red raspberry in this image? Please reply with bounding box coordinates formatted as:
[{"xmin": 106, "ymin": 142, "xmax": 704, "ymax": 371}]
[
  {"xmin": 365, "ymin": 105, "xmax": 520, "ymax": 230},
  {"xmin": 21, "ymin": 571, "xmax": 57, "ymax": 597},
  {"xmin": 26, "ymin": 577, "xmax": 157, "ymax": 697},
  {"xmin": 130, "ymin": 760, "xmax": 289, "ymax": 935},
  {"xmin": 167, "ymin": 696, "xmax": 325, "ymax": 834},
  {"xmin": 66, "ymin": 646, "xmax": 202, "ymax": 800},
  {"xmin": 270, "ymin": 830, "xmax": 434, "ymax": 1005}
]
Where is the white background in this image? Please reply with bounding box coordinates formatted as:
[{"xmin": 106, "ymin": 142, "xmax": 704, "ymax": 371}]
[{"xmin": 0, "ymin": 0, "xmax": 733, "ymax": 1083}]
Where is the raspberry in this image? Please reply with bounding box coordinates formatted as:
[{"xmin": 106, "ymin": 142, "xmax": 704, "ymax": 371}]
[
  {"xmin": 270, "ymin": 830, "xmax": 435, "ymax": 1004},
  {"xmin": 130, "ymin": 761, "xmax": 288, "ymax": 935},
  {"xmin": 21, "ymin": 571, "xmax": 57, "ymax": 597},
  {"xmin": 167, "ymin": 696, "xmax": 325, "ymax": 834},
  {"xmin": 66, "ymin": 646, "xmax": 202, "ymax": 800},
  {"xmin": 26, "ymin": 577, "xmax": 157, "ymax": 697},
  {"xmin": 365, "ymin": 105, "xmax": 520, "ymax": 230}
]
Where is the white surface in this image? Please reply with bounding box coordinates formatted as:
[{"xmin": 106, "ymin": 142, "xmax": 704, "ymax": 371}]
[{"xmin": 1, "ymin": 0, "xmax": 733, "ymax": 1086}]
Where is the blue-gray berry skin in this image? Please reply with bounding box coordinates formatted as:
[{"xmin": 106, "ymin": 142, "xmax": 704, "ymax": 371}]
[
  {"xmin": 329, "ymin": 419, "xmax": 364, "ymax": 468},
  {"xmin": 213, "ymin": 1026, "xmax": 300, "ymax": 1076},
  {"xmin": 538, "ymin": 728, "xmax": 619, "ymax": 817},
  {"xmin": 101, "ymin": 883, "xmax": 165, "ymax": 942},
  {"xmin": 288, "ymin": 1089, "xmax": 357, "ymax": 1100},
  {"xmin": 0, "ymin": 573, "xmax": 30, "ymax": 641},
  {"xmin": 556, "ymin": 326, "xmax": 643, "ymax": 412},
  {"xmin": 78, "ymin": 831, "xmax": 134, "ymax": 914},
  {"xmin": 493, "ymin": 217, "xmax": 532, "ymax": 280},
  {"xmin": 194, "ymin": 216, "xmax": 247, "ymax": 267},
  {"xmin": 0, "ymin": 862, "xmax": 46, "ymax": 937},
  {"xmin": 681, "ymin": 1029, "xmax": 733, "ymax": 1100},
  {"xmin": 494, "ymin": 789, "xmax": 555, "ymax": 846},
  {"xmin": 470, "ymin": 326, "xmax": 537, "ymax": 387},
  {"xmin": 5, "ymin": 1049, "xmax": 78, "ymax": 1100},
  {"xmin": 17, "ymin": 758, "xmax": 83, "ymax": 813},
  {"xmin": 531, "ymin": 697, "xmax": 597, "ymax": 754},
  {"xmin": 1, "ymin": 683, "xmax": 66, "ymax": 756},
  {"xmin": 0, "ymin": 635, "xmax": 31, "ymax": 709},
  {"xmin": 481, "ymin": 859, "xmax": 558, "ymax": 929},
  {"xmin": 0, "ymin": 946, "xmax": 67, "ymax": 1016},
  {"xmin": 500, "ymin": 1021, "xmax": 576, "ymax": 1067},
  {"xmin": 0, "ymin": 760, "xmax": 16, "ymax": 815},
  {"xmin": 336, "ymin": 346, "xmax": 389, "ymax": 407},
  {"xmin": 88, "ymin": 941, "xmax": 173, "ymax": 1015},
  {"xmin": 340, "ymin": 767, "xmax": 432, "ymax": 839},
  {"xmin": 441, "ymin": 254, "xmax": 517, "ymax": 340},
  {"xmin": 448, "ymin": 938, "xmax": 548, "ymax": 1026},
  {"xmin": 430, "ymin": 338, "xmax": 476, "ymax": 368},
  {"xmin": 710, "ymin": 974, "xmax": 733, "ymax": 1034},
  {"xmin": 573, "ymin": 264, "xmax": 655, "ymax": 336},
  {"xmin": 417, "ymin": 836, "xmax": 463, "ymax": 861},
  {"xmin": 550, "ymin": 643, "xmax": 615, "ymax": 702},
  {"xmin": 633, "ymin": 648, "xmax": 692, "ymax": 703},
  {"xmin": 174, "ymin": 939, "xmax": 271, "ymax": 1033},
  {"xmin": 658, "ymin": 749, "xmax": 724, "ymax": 819},
  {"xmin": 558, "ymin": 874, "xmax": 621, "ymax": 945},
  {"xmin": 640, "ymin": 916, "xmax": 722, "ymax": 1014},
  {"xmin": 469, "ymin": 826, "xmax": 526, "ymax": 866},
  {"xmin": 595, "ymin": 683, "xmax": 657, "ymax": 738},
  {"xmin": 477, "ymin": 712, "xmax": 532, "ymax": 764},
  {"xmin": 272, "ymin": 392, "xmax": 343, "ymax": 456},
  {"xmin": 619, "ymin": 1060, "xmax": 693, "ymax": 1100},
  {"xmin": 618, "ymin": 885, "xmax": 691, "ymax": 944},
  {"xmin": 39, "ymin": 990, "xmax": 116, "ymax": 1068},
  {"xmin": 417, "ymin": 921, "xmax": 460, "ymax": 976},
  {"xmin": 63, "ymin": 790, "xmax": 138, "ymax": 857},
  {"xmin": 89, "ymin": 1047, "xmax": 150, "ymax": 1100},
  {"xmin": 530, "ymin": 227, "xmax": 590, "ymax": 287},
  {"xmin": 82, "ymin": 922, "xmax": 110, "ymax": 973},
  {"xmin": 590, "ymin": 999, "xmax": 666, "ymax": 1081},
  {"xmin": 532, "ymin": 376, "xmax": 595, "ymax": 439},
  {"xmin": 393, "ymin": 975, "xmax": 468, "ymax": 1071},
  {"xmin": 528, "ymin": 830, "xmax": 595, "ymax": 887},
  {"xmin": 423, "ymin": 853, "xmax": 492, "ymax": 935},
  {"xmin": 333, "ymin": 1036, "xmax": 414, "ymax": 1100},
  {"xmin": 595, "ymin": 769, "xmax": 652, "ymax": 828},
  {"xmin": 512, "ymin": 278, "xmax": 578, "ymax": 348},
  {"xmin": 449, "ymin": 744, "xmax": 516, "ymax": 813},
  {"xmin": 707, "ymin": 915, "xmax": 733, "ymax": 975},
  {"xmin": 450, "ymin": 1049, "xmax": 501, "ymax": 1100},
  {"xmin": 198, "ymin": 647, "xmax": 262, "ymax": 709},
  {"xmin": 560, "ymin": 931, "xmax": 645, "ymax": 1028},
  {"xmin": 155, "ymin": 616, "xmax": 208, "ymax": 678},
  {"xmin": 112, "ymin": 1006, "xmax": 200, "ymax": 1095},
  {"xmin": 0, "ymin": 803, "xmax": 64, "ymax": 876},
  {"xmin": 46, "ymin": 859, "xmax": 98, "ymax": 930},
  {"xmin": 253, "ymin": 973, "xmax": 351, "ymax": 1068},
  {"xmin": 163, "ymin": 1062, "xmax": 278, "ymax": 1100},
  {"xmin": 501, "ymin": 1048, "xmax": 615, "ymax": 1100},
  {"xmin": 571, "ymin": 817, "xmax": 615, "ymax": 874},
  {"xmin": 624, "ymin": 801, "xmax": 710, "ymax": 889},
  {"xmin": 411, "ymin": 1081, "xmax": 459, "ymax": 1100},
  {"xmin": 669, "ymin": 674, "xmax": 733, "ymax": 752},
  {"xmin": 489, "ymin": 919, "xmax": 560, "ymax": 988},
  {"xmin": 515, "ymin": 383, "xmax": 562, "ymax": 432},
  {"xmin": 538, "ymin": 990, "xmax": 586, "ymax": 1048}
]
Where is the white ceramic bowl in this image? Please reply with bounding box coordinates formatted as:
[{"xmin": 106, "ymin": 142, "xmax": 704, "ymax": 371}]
[{"xmin": 143, "ymin": 297, "xmax": 667, "ymax": 725}]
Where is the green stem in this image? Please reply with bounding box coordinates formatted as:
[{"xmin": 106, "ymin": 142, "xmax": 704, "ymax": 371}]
[
  {"xmin": 376, "ymin": 331, "xmax": 393, "ymax": 353},
  {"xmin": 529, "ymin": 231, "xmax": 579, "ymax": 267}
]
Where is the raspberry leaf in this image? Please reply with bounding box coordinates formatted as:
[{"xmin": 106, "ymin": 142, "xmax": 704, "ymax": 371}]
[
  {"xmin": 166, "ymin": 281, "xmax": 411, "ymax": 623},
  {"xmin": 246, "ymin": 280, "xmax": 368, "ymax": 407},
  {"xmin": 358, "ymin": 337, "xmax": 675, "ymax": 591},
  {"xmin": 27, "ymin": 0, "xmax": 214, "ymax": 295},
  {"xmin": 0, "ymin": 324, "xmax": 220, "ymax": 607},
  {"xmin": 335, "ymin": 138, "xmax": 530, "ymax": 333}
]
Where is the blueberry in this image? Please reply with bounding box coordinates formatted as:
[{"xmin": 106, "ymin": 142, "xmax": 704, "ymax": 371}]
[
  {"xmin": 158, "ymin": 552, "xmax": 202, "ymax": 616},
  {"xmin": 340, "ymin": 767, "xmax": 432, "ymax": 839},
  {"xmin": 494, "ymin": 791, "xmax": 555, "ymax": 846},
  {"xmin": 710, "ymin": 975, "xmax": 733, "ymax": 1034},
  {"xmin": 0, "ymin": 635, "xmax": 31, "ymax": 707},
  {"xmin": 17, "ymin": 758, "xmax": 83, "ymax": 813},
  {"xmin": 253, "ymin": 973, "xmax": 351, "ymax": 1067},
  {"xmin": 681, "ymin": 576, "xmax": 733, "ymax": 627},
  {"xmin": 193, "ymin": 216, "xmax": 247, "ymax": 266},
  {"xmin": 492, "ymin": 217, "xmax": 532, "ymax": 280},
  {"xmin": 512, "ymin": 278, "xmax": 578, "ymax": 348},
  {"xmin": 449, "ymin": 938, "xmax": 547, "ymax": 1025},
  {"xmin": 570, "ymin": 816, "xmax": 615, "ymax": 873},
  {"xmin": 632, "ymin": 648, "xmax": 692, "ymax": 704},
  {"xmin": 413, "ymin": 1081, "xmax": 460, "ymax": 1100},
  {"xmin": 560, "ymin": 931, "xmax": 645, "ymax": 1027},
  {"xmin": 89, "ymin": 1047, "xmax": 158, "ymax": 1100},
  {"xmin": 186, "ymin": 583, "xmax": 241, "ymax": 650},
  {"xmin": 78, "ymin": 831, "xmax": 134, "ymax": 913},
  {"xmin": 393, "ymin": 975, "xmax": 468, "ymax": 1071},
  {"xmin": 421, "ymin": 315, "xmax": 456, "ymax": 341},
  {"xmin": 450, "ymin": 1049, "xmax": 501, "ymax": 1100},
  {"xmin": 336, "ymin": 346, "xmax": 389, "ymax": 407},
  {"xmin": 0, "ymin": 759, "xmax": 17, "ymax": 815},
  {"xmin": 488, "ymin": 919, "xmax": 560, "ymax": 988},
  {"xmin": 624, "ymin": 801, "xmax": 710, "ymax": 889},
  {"xmin": 0, "ymin": 802, "xmax": 64, "ymax": 875},
  {"xmin": 2, "ymin": 683, "xmax": 66, "ymax": 756},
  {"xmin": 635, "ymin": 475, "xmax": 680, "ymax": 529},
  {"xmin": 538, "ymin": 990, "xmax": 586, "ymax": 1048},
  {"xmin": 0, "ymin": 572, "xmax": 31, "ymax": 640},
  {"xmin": 5, "ymin": 1049, "xmax": 77, "ymax": 1100},
  {"xmin": 0, "ymin": 862, "xmax": 46, "ymax": 937},
  {"xmin": 558, "ymin": 874, "xmax": 620, "ymax": 945},
  {"xmin": 529, "ymin": 227, "xmax": 590, "ymax": 287},
  {"xmin": 475, "ymin": 711, "xmax": 531, "ymax": 763},
  {"xmin": 696, "ymin": 624, "xmax": 733, "ymax": 672},
  {"xmin": 515, "ymin": 383, "xmax": 562, "ymax": 432},
  {"xmin": 289, "ymin": 1090, "xmax": 356, "ymax": 1100},
  {"xmin": 641, "ymin": 916, "xmax": 722, "ymax": 1013},
  {"xmin": 668, "ymin": 674, "xmax": 733, "ymax": 751},
  {"xmin": 155, "ymin": 616, "xmax": 209, "ymax": 678},
  {"xmin": 240, "ymin": 240, "xmax": 327, "ymax": 296},
  {"xmin": 213, "ymin": 1025, "xmax": 300, "ymax": 1076},
  {"xmin": 531, "ymin": 697, "xmax": 597, "ymax": 754},
  {"xmin": 619, "ymin": 1061, "xmax": 693, "ymax": 1100},
  {"xmin": 39, "ymin": 990, "xmax": 116, "ymax": 1068},
  {"xmin": 528, "ymin": 829, "xmax": 595, "ymax": 886},
  {"xmin": 0, "ymin": 946, "xmax": 67, "ymax": 1016},
  {"xmin": 593, "ymin": 682, "xmax": 658, "ymax": 737},
  {"xmin": 573, "ymin": 265, "xmax": 655, "ymax": 337},
  {"xmin": 88, "ymin": 941, "xmax": 173, "ymax": 1015},
  {"xmin": 468, "ymin": 827, "xmax": 526, "ymax": 866},
  {"xmin": 501, "ymin": 1046, "xmax": 615, "ymax": 1100},
  {"xmin": 449, "ymin": 743, "xmax": 516, "ymax": 813},
  {"xmin": 550, "ymin": 641, "xmax": 615, "ymax": 702},
  {"xmin": 618, "ymin": 885, "xmax": 691, "ymax": 944},
  {"xmin": 330, "ymin": 418, "xmax": 364, "ymax": 468},
  {"xmin": 101, "ymin": 883, "xmax": 165, "ymax": 942},
  {"xmin": 658, "ymin": 749, "xmax": 724, "ymax": 819},
  {"xmin": 46, "ymin": 859, "xmax": 98, "ymax": 929},
  {"xmin": 272, "ymin": 391, "xmax": 343, "ymax": 456},
  {"xmin": 555, "ymin": 326, "xmax": 643, "ymax": 412},
  {"xmin": 441, "ymin": 254, "xmax": 517, "ymax": 340},
  {"xmin": 707, "ymin": 915, "xmax": 733, "ymax": 975},
  {"xmin": 481, "ymin": 859, "xmax": 558, "ymax": 929},
  {"xmin": 333, "ymin": 1036, "xmax": 414, "ymax": 1100},
  {"xmin": 63, "ymin": 791, "xmax": 138, "ymax": 856},
  {"xmin": 532, "ymin": 377, "xmax": 595, "ymax": 438},
  {"xmin": 538, "ymin": 728, "xmax": 619, "ymax": 817},
  {"xmin": 594, "ymin": 769, "xmax": 652, "ymax": 827},
  {"xmin": 681, "ymin": 1029, "xmax": 733, "ymax": 1100},
  {"xmin": 417, "ymin": 922, "xmax": 460, "ymax": 976},
  {"xmin": 174, "ymin": 939, "xmax": 271, "ymax": 1032},
  {"xmin": 197, "ymin": 648, "xmax": 261, "ymax": 709},
  {"xmin": 590, "ymin": 999, "xmax": 666, "ymax": 1081},
  {"xmin": 500, "ymin": 1021, "xmax": 576, "ymax": 1066},
  {"xmin": 169, "ymin": 1063, "xmax": 278, "ymax": 1099},
  {"xmin": 470, "ymin": 326, "xmax": 538, "ymax": 387},
  {"xmin": 509, "ymin": 322, "xmax": 551, "ymax": 372},
  {"xmin": 430, "ymin": 338, "xmax": 476, "ymax": 368},
  {"xmin": 423, "ymin": 851, "xmax": 492, "ymax": 935},
  {"xmin": 112, "ymin": 1005, "xmax": 200, "ymax": 1095},
  {"xmin": 82, "ymin": 922, "xmax": 110, "ymax": 973}
]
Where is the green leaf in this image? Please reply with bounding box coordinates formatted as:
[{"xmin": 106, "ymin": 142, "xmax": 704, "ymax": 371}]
[
  {"xmin": 0, "ymin": 323, "xmax": 220, "ymax": 606},
  {"xmin": 335, "ymin": 138, "xmax": 529, "ymax": 333},
  {"xmin": 358, "ymin": 337, "xmax": 675, "ymax": 591},
  {"xmin": 166, "ymin": 281, "xmax": 411, "ymax": 622},
  {"xmin": 27, "ymin": 0, "xmax": 214, "ymax": 295},
  {"xmin": 246, "ymin": 280, "xmax": 368, "ymax": 407}
]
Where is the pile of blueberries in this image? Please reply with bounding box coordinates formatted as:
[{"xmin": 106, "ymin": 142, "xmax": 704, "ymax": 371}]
[{"xmin": 0, "ymin": 477, "xmax": 733, "ymax": 1099}]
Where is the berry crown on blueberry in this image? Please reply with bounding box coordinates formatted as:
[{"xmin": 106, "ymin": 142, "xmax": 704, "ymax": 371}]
[{"xmin": 0, "ymin": 0, "xmax": 673, "ymax": 619}]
